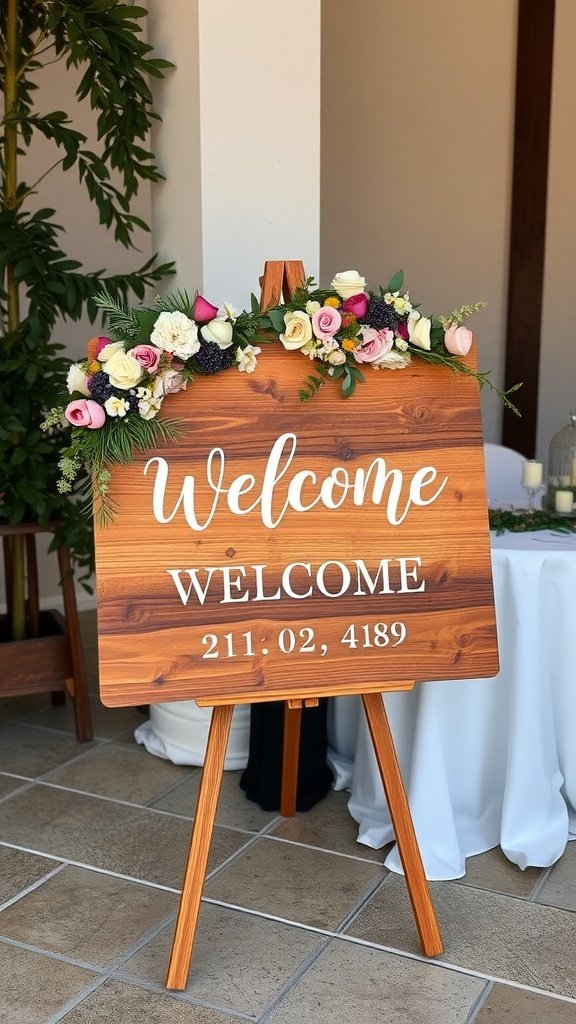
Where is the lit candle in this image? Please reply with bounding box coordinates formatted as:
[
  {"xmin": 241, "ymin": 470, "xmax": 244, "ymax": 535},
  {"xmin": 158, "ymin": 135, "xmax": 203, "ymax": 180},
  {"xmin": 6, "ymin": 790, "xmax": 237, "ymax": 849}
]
[
  {"xmin": 522, "ymin": 460, "xmax": 543, "ymax": 488},
  {"xmin": 555, "ymin": 489, "xmax": 574, "ymax": 514},
  {"xmin": 571, "ymin": 457, "xmax": 576, "ymax": 486}
]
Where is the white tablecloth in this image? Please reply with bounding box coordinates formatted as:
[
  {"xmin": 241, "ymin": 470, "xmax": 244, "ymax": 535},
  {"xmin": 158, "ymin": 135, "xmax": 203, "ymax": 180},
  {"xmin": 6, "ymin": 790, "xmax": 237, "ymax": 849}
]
[{"xmin": 328, "ymin": 528, "xmax": 576, "ymax": 879}]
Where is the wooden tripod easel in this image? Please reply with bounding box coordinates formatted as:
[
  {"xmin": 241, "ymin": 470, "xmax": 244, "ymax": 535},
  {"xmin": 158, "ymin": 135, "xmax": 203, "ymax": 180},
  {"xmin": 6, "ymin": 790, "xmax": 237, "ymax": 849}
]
[{"xmin": 165, "ymin": 261, "xmax": 443, "ymax": 990}]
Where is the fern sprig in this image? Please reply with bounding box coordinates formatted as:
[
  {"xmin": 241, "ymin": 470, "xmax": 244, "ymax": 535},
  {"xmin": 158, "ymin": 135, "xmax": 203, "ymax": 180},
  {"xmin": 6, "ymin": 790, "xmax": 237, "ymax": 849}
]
[{"xmin": 94, "ymin": 289, "xmax": 141, "ymax": 338}]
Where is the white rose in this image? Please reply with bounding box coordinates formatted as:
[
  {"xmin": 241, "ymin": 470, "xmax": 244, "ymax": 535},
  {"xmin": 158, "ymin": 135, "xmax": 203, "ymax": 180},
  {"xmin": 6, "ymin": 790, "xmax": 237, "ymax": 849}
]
[
  {"xmin": 150, "ymin": 310, "xmax": 200, "ymax": 359},
  {"xmin": 66, "ymin": 363, "xmax": 90, "ymax": 396},
  {"xmin": 97, "ymin": 341, "xmax": 124, "ymax": 362},
  {"xmin": 327, "ymin": 349, "xmax": 346, "ymax": 365},
  {"xmin": 393, "ymin": 295, "xmax": 412, "ymax": 314},
  {"xmin": 305, "ymin": 300, "xmax": 321, "ymax": 316},
  {"xmin": 104, "ymin": 395, "xmax": 129, "ymax": 417},
  {"xmin": 218, "ymin": 302, "xmax": 237, "ymax": 322},
  {"xmin": 103, "ymin": 350, "xmax": 144, "ymax": 389},
  {"xmin": 138, "ymin": 395, "xmax": 163, "ymax": 420},
  {"xmin": 330, "ymin": 270, "xmax": 367, "ymax": 299},
  {"xmin": 279, "ymin": 310, "xmax": 313, "ymax": 350},
  {"xmin": 201, "ymin": 317, "xmax": 234, "ymax": 349},
  {"xmin": 408, "ymin": 312, "xmax": 432, "ymax": 351},
  {"xmin": 236, "ymin": 344, "xmax": 261, "ymax": 373},
  {"xmin": 374, "ymin": 350, "xmax": 412, "ymax": 370}
]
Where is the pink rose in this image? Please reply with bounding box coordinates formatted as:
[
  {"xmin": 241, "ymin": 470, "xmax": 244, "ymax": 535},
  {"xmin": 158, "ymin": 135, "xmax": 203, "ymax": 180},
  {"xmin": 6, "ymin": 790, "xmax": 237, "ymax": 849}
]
[
  {"xmin": 65, "ymin": 399, "xmax": 106, "ymax": 429},
  {"xmin": 96, "ymin": 336, "xmax": 113, "ymax": 355},
  {"xmin": 156, "ymin": 369, "xmax": 188, "ymax": 396},
  {"xmin": 353, "ymin": 327, "xmax": 394, "ymax": 364},
  {"xmin": 193, "ymin": 294, "xmax": 219, "ymax": 324},
  {"xmin": 312, "ymin": 306, "xmax": 342, "ymax": 341},
  {"xmin": 342, "ymin": 293, "xmax": 369, "ymax": 319},
  {"xmin": 131, "ymin": 344, "xmax": 162, "ymax": 373},
  {"xmin": 444, "ymin": 324, "xmax": 473, "ymax": 356}
]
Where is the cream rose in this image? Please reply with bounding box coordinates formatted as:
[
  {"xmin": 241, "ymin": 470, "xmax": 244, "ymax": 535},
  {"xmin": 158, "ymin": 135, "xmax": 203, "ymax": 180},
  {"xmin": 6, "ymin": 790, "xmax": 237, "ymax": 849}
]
[
  {"xmin": 103, "ymin": 350, "xmax": 144, "ymax": 389},
  {"xmin": 279, "ymin": 310, "xmax": 313, "ymax": 350},
  {"xmin": 200, "ymin": 317, "xmax": 234, "ymax": 349},
  {"xmin": 330, "ymin": 270, "xmax": 367, "ymax": 300},
  {"xmin": 327, "ymin": 349, "xmax": 346, "ymax": 366},
  {"xmin": 97, "ymin": 341, "xmax": 124, "ymax": 362}
]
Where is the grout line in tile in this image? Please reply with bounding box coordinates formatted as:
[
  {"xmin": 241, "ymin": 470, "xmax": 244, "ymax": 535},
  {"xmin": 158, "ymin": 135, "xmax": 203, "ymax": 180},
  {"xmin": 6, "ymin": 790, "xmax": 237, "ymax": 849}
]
[
  {"xmin": 44, "ymin": 975, "xmax": 110, "ymax": 1024},
  {"xmin": 144, "ymin": 767, "xmax": 201, "ymax": 808},
  {"xmin": 256, "ymin": 828, "xmax": 386, "ymax": 866},
  {"xmin": 333, "ymin": 871, "xmax": 389, "ymax": 934},
  {"xmin": 114, "ymin": 971, "xmax": 257, "ymax": 1020},
  {"xmin": 0, "ymin": 933, "xmax": 105, "ymax": 973},
  {"xmin": 0, "ymin": 841, "xmax": 182, "ymax": 895},
  {"xmin": 204, "ymin": 828, "xmax": 267, "ymax": 882},
  {"xmin": 0, "ymin": 861, "xmax": 66, "ymax": 914},
  {"xmin": 28, "ymin": 777, "xmax": 266, "ymax": 839},
  {"xmin": 42, "ymin": 910, "xmax": 179, "ymax": 1024},
  {"xmin": 256, "ymin": 938, "xmax": 333, "ymax": 1024},
  {"xmin": 527, "ymin": 862, "xmax": 555, "ymax": 902},
  {"xmin": 465, "ymin": 980, "xmax": 494, "ymax": 1023},
  {"xmin": 329, "ymin": 930, "xmax": 576, "ymax": 1005},
  {"xmin": 0, "ymin": 777, "xmax": 35, "ymax": 804}
]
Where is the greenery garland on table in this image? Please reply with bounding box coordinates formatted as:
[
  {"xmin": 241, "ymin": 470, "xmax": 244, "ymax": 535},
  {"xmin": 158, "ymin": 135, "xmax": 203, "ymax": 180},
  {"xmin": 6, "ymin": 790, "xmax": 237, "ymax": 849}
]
[
  {"xmin": 44, "ymin": 269, "xmax": 522, "ymax": 526},
  {"xmin": 489, "ymin": 508, "xmax": 576, "ymax": 534}
]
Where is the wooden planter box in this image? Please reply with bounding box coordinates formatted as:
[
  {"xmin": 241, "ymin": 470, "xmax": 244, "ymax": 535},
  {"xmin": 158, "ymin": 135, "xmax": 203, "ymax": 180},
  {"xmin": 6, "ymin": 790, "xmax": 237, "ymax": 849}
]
[{"xmin": 0, "ymin": 610, "xmax": 72, "ymax": 698}]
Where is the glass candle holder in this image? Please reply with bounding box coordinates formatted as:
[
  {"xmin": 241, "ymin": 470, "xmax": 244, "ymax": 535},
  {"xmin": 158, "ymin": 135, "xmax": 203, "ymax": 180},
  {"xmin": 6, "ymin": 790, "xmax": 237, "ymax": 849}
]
[
  {"xmin": 522, "ymin": 460, "xmax": 544, "ymax": 510},
  {"xmin": 546, "ymin": 408, "xmax": 576, "ymax": 509}
]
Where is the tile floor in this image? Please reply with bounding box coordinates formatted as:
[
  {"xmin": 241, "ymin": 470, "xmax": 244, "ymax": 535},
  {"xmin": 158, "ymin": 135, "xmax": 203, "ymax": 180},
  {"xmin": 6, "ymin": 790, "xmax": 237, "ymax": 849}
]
[{"xmin": 0, "ymin": 613, "xmax": 575, "ymax": 1023}]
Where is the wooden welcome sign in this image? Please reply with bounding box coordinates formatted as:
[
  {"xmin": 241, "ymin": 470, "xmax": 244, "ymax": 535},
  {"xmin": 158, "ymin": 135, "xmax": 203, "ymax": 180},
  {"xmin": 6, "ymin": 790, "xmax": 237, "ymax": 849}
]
[
  {"xmin": 95, "ymin": 350, "xmax": 498, "ymax": 708},
  {"xmin": 94, "ymin": 261, "xmax": 499, "ymax": 990}
]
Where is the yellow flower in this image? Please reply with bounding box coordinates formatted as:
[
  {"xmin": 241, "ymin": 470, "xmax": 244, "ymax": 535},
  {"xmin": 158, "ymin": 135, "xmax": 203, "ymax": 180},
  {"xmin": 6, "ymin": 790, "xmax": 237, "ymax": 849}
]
[
  {"xmin": 342, "ymin": 338, "xmax": 358, "ymax": 351},
  {"xmin": 88, "ymin": 360, "xmax": 101, "ymax": 374},
  {"xmin": 323, "ymin": 296, "xmax": 341, "ymax": 308}
]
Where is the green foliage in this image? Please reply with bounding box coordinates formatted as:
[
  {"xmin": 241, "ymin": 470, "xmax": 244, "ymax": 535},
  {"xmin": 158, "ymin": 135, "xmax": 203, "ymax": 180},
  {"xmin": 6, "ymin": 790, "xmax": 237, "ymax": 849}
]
[
  {"xmin": 56, "ymin": 412, "xmax": 183, "ymax": 526},
  {"xmin": 488, "ymin": 507, "xmax": 575, "ymax": 534},
  {"xmin": 0, "ymin": 1, "xmax": 175, "ymax": 597},
  {"xmin": 385, "ymin": 270, "xmax": 404, "ymax": 294}
]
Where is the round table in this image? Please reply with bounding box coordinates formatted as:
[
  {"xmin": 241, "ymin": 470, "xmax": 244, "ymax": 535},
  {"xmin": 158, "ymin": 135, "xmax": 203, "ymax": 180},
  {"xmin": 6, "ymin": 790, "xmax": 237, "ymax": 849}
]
[{"xmin": 328, "ymin": 527, "xmax": 576, "ymax": 879}]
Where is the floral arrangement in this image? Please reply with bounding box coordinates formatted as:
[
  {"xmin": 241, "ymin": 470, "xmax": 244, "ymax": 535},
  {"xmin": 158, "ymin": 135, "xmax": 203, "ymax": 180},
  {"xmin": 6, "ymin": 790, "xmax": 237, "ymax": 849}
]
[
  {"xmin": 44, "ymin": 270, "xmax": 520, "ymax": 524},
  {"xmin": 43, "ymin": 290, "xmax": 262, "ymax": 521},
  {"xmin": 262, "ymin": 269, "xmax": 518, "ymax": 404}
]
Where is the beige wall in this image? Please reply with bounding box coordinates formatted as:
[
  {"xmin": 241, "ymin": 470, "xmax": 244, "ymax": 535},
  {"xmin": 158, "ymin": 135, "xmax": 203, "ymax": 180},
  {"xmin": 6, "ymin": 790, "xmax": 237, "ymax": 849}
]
[
  {"xmin": 538, "ymin": 0, "xmax": 576, "ymax": 461},
  {"xmin": 321, "ymin": 0, "xmax": 518, "ymax": 442}
]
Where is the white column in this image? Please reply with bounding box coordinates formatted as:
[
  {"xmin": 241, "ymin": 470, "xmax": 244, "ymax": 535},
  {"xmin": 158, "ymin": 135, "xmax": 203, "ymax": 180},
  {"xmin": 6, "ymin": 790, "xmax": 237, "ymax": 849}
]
[
  {"xmin": 145, "ymin": 0, "xmax": 321, "ymax": 765},
  {"xmin": 150, "ymin": 0, "xmax": 321, "ymax": 304}
]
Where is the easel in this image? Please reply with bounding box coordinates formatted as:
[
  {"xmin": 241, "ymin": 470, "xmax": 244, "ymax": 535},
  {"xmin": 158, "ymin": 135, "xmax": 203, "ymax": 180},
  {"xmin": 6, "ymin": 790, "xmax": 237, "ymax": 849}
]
[{"xmin": 165, "ymin": 261, "xmax": 443, "ymax": 990}]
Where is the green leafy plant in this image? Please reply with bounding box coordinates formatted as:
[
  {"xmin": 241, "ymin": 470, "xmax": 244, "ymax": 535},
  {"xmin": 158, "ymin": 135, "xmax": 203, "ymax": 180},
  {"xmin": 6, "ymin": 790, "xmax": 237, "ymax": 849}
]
[{"xmin": 0, "ymin": 0, "xmax": 175, "ymax": 640}]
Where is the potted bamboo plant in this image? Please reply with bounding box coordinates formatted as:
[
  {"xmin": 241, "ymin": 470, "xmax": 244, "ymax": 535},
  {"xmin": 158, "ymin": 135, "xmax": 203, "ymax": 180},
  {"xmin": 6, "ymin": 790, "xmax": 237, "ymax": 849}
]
[{"xmin": 0, "ymin": 2, "xmax": 173, "ymax": 664}]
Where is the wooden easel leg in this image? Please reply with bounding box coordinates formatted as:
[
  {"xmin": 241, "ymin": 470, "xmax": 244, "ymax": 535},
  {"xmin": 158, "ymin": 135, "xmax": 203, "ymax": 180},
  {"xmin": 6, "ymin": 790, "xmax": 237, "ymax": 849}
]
[
  {"xmin": 280, "ymin": 702, "xmax": 302, "ymax": 817},
  {"xmin": 166, "ymin": 703, "xmax": 234, "ymax": 990},
  {"xmin": 361, "ymin": 692, "xmax": 443, "ymax": 957},
  {"xmin": 57, "ymin": 544, "xmax": 92, "ymax": 741}
]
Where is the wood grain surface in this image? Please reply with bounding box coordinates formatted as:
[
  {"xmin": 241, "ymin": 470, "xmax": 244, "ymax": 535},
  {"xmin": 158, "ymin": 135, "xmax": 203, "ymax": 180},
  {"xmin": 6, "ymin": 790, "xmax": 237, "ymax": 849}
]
[{"xmin": 95, "ymin": 344, "xmax": 499, "ymax": 707}]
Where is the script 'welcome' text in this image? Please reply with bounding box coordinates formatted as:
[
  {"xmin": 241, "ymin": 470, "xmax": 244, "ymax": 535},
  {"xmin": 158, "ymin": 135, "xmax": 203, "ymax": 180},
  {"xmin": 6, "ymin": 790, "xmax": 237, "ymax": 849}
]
[{"xmin": 145, "ymin": 432, "xmax": 448, "ymax": 531}]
